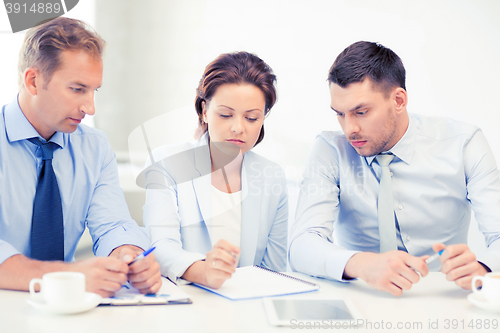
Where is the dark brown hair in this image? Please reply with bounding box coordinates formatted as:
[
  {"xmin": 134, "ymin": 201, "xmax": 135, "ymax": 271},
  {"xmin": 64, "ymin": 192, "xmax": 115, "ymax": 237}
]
[
  {"xmin": 328, "ymin": 41, "xmax": 406, "ymax": 96},
  {"xmin": 18, "ymin": 17, "xmax": 105, "ymax": 89},
  {"xmin": 195, "ymin": 51, "xmax": 277, "ymax": 146}
]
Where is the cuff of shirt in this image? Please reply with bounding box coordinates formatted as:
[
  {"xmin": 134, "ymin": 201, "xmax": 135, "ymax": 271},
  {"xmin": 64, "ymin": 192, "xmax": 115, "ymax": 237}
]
[
  {"xmin": 172, "ymin": 277, "xmax": 194, "ymax": 286},
  {"xmin": 164, "ymin": 252, "xmax": 207, "ymax": 283},
  {"xmin": 325, "ymin": 249, "xmax": 361, "ymax": 282},
  {"xmin": 94, "ymin": 224, "xmax": 150, "ymax": 257},
  {"xmin": 476, "ymin": 253, "xmax": 500, "ymax": 272},
  {"xmin": 0, "ymin": 241, "xmax": 22, "ymax": 266}
]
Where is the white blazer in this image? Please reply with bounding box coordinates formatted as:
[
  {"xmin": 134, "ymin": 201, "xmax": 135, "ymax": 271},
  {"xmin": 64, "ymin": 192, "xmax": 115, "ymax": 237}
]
[{"xmin": 142, "ymin": 134, "xmax": 288, "ymax": 282}]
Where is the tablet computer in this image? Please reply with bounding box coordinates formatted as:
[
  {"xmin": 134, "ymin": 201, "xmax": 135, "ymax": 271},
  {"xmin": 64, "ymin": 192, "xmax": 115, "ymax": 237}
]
[{"xmin": 263, "ymin": 298, "xmax": 363, "ymax": 328}]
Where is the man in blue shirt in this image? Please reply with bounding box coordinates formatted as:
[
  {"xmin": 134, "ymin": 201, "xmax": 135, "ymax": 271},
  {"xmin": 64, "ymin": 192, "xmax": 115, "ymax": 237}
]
[
  {"xmin": 0, "ymin": 18, "xmax": 161, "ymax": 297},
  {"xmin": 289, "ymin": 41, "xmax": 500, "ymax": 296}
]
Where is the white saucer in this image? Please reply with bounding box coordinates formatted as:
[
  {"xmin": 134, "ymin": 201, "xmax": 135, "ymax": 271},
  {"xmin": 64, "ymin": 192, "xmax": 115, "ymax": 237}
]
[
  {"xmin": 467, "ymin": 293, "xmax": 500, "ymax": 312},
  {"xmin": 27, "ymin": 292, "xmax": 102, "ymax": 315}
]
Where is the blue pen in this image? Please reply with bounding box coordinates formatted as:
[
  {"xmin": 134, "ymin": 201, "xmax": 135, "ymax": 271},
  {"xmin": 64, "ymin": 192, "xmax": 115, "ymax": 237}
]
[
  {"xmin": 425, "ymin": 249, "xmax": 444, "ymax": 264},
  {"xmin": 129, "ymin": 247, "xmax": 156, "ymax": 265}
]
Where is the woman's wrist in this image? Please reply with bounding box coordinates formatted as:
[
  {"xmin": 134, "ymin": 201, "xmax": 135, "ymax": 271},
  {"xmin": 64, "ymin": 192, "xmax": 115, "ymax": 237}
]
[{"xmin": 181, "ymin": 260, "xmax": 207, "ymax": 285}]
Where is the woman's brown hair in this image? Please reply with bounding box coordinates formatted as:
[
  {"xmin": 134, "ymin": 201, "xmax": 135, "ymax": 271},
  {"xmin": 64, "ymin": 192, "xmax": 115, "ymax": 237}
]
[{"xmin": 195, "ymin": 51, "xmax": 277, "ymax": 146}]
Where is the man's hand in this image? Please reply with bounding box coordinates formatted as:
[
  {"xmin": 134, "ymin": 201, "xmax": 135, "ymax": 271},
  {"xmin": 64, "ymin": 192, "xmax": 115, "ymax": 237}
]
[
  {"xmin": 110, "ymin": 245, "xmax": 162, "ymax": 294},
  {"xmin": 344, "ymin": 251, "xmax": 429, "ymax": 296},
  {"xmin": 67, "ymin": 256, "xmax": 128, "ymax": 297},
  {"xmin": 0, "ymin": 246, "xmax": 162, "ymax": 297},
  {"xmin": 432, "ymin": 243, "xmax": 487, "ymax": 289}
]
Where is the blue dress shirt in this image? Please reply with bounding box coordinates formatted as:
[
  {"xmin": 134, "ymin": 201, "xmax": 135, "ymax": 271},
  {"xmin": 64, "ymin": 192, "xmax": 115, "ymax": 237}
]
[
  {"xmin": 289, "ymin": 113, "xmax": 500, "ymax": 281},
  {"xmin": 0, "ymin": 97, "xmax": 149, "ymax": 265}
]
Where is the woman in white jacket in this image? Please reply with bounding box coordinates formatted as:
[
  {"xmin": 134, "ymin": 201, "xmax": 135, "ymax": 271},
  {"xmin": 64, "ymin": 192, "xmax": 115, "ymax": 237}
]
[{"xmin": 143, "ymin": 52, "xmax": 288, "ymax": 288}]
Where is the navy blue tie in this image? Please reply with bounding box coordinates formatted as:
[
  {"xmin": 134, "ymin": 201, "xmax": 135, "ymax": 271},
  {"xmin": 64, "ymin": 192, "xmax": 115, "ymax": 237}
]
[{"xmin": 28, "ymin": 138, "xmax": 64, "ymax": 261}]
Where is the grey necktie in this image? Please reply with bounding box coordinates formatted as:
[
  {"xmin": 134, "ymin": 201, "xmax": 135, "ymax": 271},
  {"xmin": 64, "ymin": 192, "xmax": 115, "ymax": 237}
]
[{"xmin": 376, "ymin": 154, "xmax": 397, "ymax": 252}]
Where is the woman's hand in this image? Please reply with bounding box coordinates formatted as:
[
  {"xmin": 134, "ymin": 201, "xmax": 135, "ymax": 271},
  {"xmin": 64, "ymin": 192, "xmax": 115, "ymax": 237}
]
[
  {"xmin": 182, "ymin": 240, "xmax": 240, "ymax": 289},
  {"xmin": 204, "ymin": 240, "xmax": 240, "ymax": 288}
]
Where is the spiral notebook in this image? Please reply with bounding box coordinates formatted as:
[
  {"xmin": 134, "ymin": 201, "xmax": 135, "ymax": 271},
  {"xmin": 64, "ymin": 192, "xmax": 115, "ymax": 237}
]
[{"xmin": 193, "ymin": 266, "xmax": 320, "ymax": 300}]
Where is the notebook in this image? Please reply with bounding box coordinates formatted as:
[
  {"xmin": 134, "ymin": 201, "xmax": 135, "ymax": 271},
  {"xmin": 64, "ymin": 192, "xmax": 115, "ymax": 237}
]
[
  {"xmin": 193, "ymin": 265, "xmax": 320, "ymax": 300},
  {"xmin": 100, "ymin": 277, "xmax": 192, "ymax": 306}
]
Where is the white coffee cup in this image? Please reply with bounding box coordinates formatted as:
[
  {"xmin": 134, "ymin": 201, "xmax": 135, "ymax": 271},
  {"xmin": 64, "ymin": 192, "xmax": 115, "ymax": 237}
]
[
  {"xmin": 471, "ymin": 272, "xmax": 500, "ymax": 303},
  {"xmin": 29, "ymin": 272, "xmax": 86, "ymax": 306}
]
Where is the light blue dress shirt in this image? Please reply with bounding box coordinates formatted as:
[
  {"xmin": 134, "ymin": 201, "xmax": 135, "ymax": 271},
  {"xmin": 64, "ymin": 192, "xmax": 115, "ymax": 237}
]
[
  {"xmin": 289, "ymin": 113, "xmax": 500, "ymax": 281},
  {"xmin": 0, "ymin": 97, "xmax": 149, "ymax": 265}
]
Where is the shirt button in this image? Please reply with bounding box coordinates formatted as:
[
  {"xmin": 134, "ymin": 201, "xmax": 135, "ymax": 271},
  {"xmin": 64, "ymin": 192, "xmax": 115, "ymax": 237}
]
[
  {"xmin": 390, "ymin": 172, "xmax": 394, "ymax": 176},
  {"xmin": 406, "ymin": 235, "xmax": 411, "ymax": 241},
  {"xmin": 398, "ymin": 204, "xmax": 403, "ymax": 210}
]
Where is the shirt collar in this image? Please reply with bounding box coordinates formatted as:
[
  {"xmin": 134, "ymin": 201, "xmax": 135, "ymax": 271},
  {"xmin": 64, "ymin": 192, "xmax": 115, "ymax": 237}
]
[
  {"xmin": 4, "ymin": 95, "xmax": 65, "ymax": 147},
  {"xmin": 366, "ymin": 114, "xmax": 416, "ymax": 165}
]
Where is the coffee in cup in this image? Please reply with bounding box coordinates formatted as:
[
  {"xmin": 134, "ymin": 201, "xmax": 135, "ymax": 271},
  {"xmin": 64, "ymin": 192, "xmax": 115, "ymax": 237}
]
[
  {"xmin": 29, "ymin": 272, "xmax": 86, "ymax": 306},
  {"xmin": 471, "ymin": 272, "xmax": 500, "ymax": 303}
]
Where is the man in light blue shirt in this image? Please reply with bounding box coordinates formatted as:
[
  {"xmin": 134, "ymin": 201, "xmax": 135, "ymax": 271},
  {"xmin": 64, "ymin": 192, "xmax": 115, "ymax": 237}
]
[
  {"xmin": 289, "ymin": 41, "xmax": 500, "ymax": 296},
  {"xmin": 0, "ymin": 18, "xmax": 161, "ymax": 297}
]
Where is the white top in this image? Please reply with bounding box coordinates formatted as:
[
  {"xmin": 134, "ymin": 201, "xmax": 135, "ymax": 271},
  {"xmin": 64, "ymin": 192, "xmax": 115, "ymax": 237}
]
[{"xmin": 210, "ymin": 185, "xmax": 242, "ymax": 248}]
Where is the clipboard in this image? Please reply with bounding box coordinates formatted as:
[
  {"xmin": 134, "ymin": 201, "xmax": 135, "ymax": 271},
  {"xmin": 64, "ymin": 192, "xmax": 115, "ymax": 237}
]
[{"xmin": 100, "ymin": 277, "xmax": 192, "ymax": 306}]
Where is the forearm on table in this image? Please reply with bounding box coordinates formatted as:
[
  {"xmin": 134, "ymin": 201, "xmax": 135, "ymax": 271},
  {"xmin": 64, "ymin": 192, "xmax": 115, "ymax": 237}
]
[
  {"xmin": 0, "ymin": 254, "xmax": 66, "ymax": 291},
  {"xmin": 289, "ymin": 232, "xmax": 358, "ymax": 281}
]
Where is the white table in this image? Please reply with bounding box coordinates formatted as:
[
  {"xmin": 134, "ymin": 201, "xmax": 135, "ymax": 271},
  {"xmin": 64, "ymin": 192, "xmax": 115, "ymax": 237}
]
[{"xmin": 1, "ymin": 272, "xmax": 498, "ymax": 333}]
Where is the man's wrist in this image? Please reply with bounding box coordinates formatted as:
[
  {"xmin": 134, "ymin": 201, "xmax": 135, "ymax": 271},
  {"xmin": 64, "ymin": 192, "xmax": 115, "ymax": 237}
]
[
  {"xmin": 343, "ymin": 252, "xmax": 366, "ymax": 280},
  {"xmin": 109, "ymin": 244, "xmax": 144, "ymax": 258}
]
